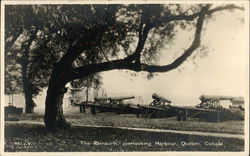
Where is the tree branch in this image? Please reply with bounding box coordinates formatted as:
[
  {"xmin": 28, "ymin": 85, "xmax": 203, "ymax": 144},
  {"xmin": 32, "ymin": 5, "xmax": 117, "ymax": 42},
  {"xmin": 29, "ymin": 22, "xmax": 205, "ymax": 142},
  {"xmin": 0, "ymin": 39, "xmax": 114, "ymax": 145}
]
[
  {"xmin": 67, "ymin": 4, "xmax": 244, "ymax": 81},
  {"xmin": 68, "ymin": 58, "xmax": 130, "ymax": 81},
  {"xmin": 58, "ymin": 23, "xmax": 112, "ymax": 68},
  {"xmin": 62, "ymin": 4, "xmax": 243, "ymax": 71},
  {"xmin": 69, "ymin": 5, "xmax": 209, "ymax": 80},
  {"xmin": 136, "ymin": 4, "xmax": 244, "ymax": 73},
  {"xmin": 5, "ymin": 31, "xmax": 23, "ymax": 52},
  {"xmin": 124, "ymin": 4, "xmax": 244, "ymax": 72},
  {"xmin": 58, "ymin": 40, "xmax": 87, "ymax": 67},
  {"xmin": 153, "ymin": 4, "xmax": 244, "ymax": 27},
  {"xmin": 134, "ymin": 5, "xmax": 209, "ymax": 73},
  {"xmin": 124, "ymin": 22, "xmax": 151, "ymax": 63},
  {"xmin": 208, "ymin": 4, "xmax": 244, "ymax": 15}
]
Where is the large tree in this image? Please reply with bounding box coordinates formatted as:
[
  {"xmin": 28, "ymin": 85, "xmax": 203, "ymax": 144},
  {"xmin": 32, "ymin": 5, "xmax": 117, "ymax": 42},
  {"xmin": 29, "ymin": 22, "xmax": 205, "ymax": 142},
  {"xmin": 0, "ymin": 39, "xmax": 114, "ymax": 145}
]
[
  {"xmin": 5, "ymin": 5, "xmax": 103, "ymax": 113},
  {"xmin": 5, "ymin": 30, "xmax": 50, "ymax": 113},
  {"xmin": 5, "ymin": 4, "xmax": 244, "ymax": 129},
  {"xmin": 5, "ymin": 6, "xmax": 54, "ymax": 113}
]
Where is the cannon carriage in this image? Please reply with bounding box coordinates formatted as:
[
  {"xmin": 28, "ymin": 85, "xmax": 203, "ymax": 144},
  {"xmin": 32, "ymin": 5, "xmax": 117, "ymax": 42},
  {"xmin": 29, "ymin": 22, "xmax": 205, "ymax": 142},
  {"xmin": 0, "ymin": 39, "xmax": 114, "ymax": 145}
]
[
  {"xmin": 150, "ymin": 93, "xmax": 171, "ymax": 107},
  {"xmin": 197, "ymin": 95, "xmax": 244, "ymax": 110},
  {"xmin": 139, "ymin": 94, "xmax": 245, "ymax": 122},
  {"xmin": 94, "ymin": 96, "xmax": 135, "ymax": 106},
  {"xmin": 73, "ymin": 92, "xmax": 244, "ymax": 122},
  {"xmin": 75, "ymin": 95, "xmax": 142, "ymax": 116},
  {"xmin": 138, "ymin": 93, "xmax": 175, "ymax": 118}
]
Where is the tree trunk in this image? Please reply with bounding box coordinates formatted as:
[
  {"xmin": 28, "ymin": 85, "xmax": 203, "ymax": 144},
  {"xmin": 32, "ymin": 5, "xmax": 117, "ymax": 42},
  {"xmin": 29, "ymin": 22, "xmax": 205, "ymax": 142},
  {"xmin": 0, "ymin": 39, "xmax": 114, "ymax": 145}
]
[
  {"xmin": 21, "ymin": 64, "xmax": 35, "ymax": 114},
  {"xmin": 44, "ymin": 68, "xmax": 70, "ymax": 129},
  {"xmin": 23, "ymin": 84, "xmax": 35, "ymax": 113}
]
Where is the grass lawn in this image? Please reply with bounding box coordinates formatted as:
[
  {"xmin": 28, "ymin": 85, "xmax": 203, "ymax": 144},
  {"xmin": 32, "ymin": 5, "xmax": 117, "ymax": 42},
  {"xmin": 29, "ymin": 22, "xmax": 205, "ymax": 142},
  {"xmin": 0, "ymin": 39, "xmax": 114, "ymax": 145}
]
[
  {"xmin": 5, "ymin": 123, "xmax": 244, "ymax": 152},
  {"xmin": 4, "ymin": 107, "xmax": 245, "ymax": 152},
  {"xmin": 18, "ymin": 107, "xmax": 244, "ymax": 134}
]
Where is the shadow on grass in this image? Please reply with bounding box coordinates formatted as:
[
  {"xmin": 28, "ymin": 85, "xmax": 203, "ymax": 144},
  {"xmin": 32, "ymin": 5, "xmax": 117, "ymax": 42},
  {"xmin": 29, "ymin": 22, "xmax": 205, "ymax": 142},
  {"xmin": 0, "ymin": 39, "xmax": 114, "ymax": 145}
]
[
  {"xmin": 4, "ymin": 123, "xmax": 244, "ymax": 152},
  {"xmin": 18, "ymin": 111, "xmax": 244, "ymax": 135}
]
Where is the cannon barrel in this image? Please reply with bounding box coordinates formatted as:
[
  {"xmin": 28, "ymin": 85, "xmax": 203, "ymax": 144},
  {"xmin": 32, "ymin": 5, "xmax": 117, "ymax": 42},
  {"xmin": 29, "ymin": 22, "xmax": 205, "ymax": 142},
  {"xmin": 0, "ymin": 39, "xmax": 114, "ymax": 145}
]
[
  {"xmin": 95, "ymin": 96, "xmax": 135, "ymax": 101},
  {"xmin": 199, "ymin": 95, "xmax": 236, "ymax": 101},
  {"xmin": 110, "ymin": 96, "xmax": 135, "ymax": 101},
  {"xmin": 95, "ymin": 97, "xmax": 111, "ymax": 101},
  {"xmin": 231, "ymin": 97, "xmax": 244, "ymax": 104},
  {"xmin": 152, "ymin": 93, "xmax": 171, "ymax": 103}
]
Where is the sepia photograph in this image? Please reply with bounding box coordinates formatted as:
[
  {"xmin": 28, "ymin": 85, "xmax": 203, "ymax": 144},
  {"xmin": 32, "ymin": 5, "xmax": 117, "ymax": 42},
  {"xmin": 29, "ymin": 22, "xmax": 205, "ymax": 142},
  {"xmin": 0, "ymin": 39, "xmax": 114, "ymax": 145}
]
[{"xmin": 1, "ymin": 0, "xmax": 249, "ymax": 155}]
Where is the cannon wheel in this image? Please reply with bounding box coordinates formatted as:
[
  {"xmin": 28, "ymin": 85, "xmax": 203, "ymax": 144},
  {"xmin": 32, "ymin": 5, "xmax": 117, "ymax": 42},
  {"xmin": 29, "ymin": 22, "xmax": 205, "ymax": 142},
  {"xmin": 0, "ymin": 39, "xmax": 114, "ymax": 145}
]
[
  {"xmin": 177, "ymin": 110, "xmax": 182, "ymax": 121},
  {"xmin": 80, "ymin": 105, "xmax": 86, "ymax": 113},
  {"xmin": 91, "ymin": 106, "xmax": 96, "ymax": 115},
  {"xmin": 177, "ymin": 110, "xmax": 187, "ymax": 121}
]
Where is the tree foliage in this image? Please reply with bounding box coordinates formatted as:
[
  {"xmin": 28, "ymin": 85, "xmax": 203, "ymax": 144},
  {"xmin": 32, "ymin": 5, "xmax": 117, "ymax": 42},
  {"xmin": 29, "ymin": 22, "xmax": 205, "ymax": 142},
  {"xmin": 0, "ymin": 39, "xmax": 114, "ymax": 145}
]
[{"xmin": 6, "ymin": 4, "xmax": 243, "ymax": 82}]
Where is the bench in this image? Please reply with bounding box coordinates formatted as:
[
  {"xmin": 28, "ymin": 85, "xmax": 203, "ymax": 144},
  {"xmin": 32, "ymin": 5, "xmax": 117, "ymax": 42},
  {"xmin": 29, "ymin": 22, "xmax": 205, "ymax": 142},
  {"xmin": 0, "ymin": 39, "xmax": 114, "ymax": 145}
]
[{"xmin": 4, "ymin": 106, "xmax": 23, "ymax": 120}]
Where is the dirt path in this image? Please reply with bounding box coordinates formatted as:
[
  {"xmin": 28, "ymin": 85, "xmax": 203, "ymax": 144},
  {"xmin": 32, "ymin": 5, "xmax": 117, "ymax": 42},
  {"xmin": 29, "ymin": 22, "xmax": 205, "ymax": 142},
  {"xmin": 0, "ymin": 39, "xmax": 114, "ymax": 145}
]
[{"xmin": 5, "ymin": 120, "xmax": 244, "ymax": 139}]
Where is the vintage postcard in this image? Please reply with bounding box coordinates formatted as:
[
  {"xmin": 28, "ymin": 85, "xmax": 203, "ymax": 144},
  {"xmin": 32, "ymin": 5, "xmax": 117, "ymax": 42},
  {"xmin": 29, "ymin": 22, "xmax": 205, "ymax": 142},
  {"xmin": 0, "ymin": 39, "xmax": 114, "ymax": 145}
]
[{"xmin": 1, "ymin": 0, "xmax": 249, "ymax": 155}]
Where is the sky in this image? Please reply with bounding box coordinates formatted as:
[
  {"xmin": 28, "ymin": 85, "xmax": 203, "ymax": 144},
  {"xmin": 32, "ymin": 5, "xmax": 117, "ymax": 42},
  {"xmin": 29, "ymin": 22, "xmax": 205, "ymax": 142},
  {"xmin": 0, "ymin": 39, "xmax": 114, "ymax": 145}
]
[{"xmin": 101, "ymin": 8, "xmax": 248, "ymax": 106}]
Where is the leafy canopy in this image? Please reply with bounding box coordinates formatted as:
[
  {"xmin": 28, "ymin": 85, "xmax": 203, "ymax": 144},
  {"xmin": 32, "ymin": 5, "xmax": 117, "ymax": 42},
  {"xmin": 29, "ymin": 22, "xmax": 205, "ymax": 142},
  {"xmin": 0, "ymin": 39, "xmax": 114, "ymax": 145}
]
[{"xmin": 5, "ymin": 4, "xmax": 244, "ymax": 88}]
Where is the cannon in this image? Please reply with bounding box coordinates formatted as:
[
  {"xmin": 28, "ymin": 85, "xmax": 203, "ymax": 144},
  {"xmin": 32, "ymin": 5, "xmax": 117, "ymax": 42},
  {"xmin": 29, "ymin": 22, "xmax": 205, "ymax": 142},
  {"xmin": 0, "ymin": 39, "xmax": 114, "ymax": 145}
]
[
  {"xmin": 199, "ymin": 95, "xmax": 235, "ymax": 102},
  {"xmin": 152, "ymin": 93, "xmax": 171, "ymax": 103},
  {"xmin": 95, "ymin": 97, "xmax": 111, "ymax": 101},
  {"xmin": 231, "ymin": 97, "xmax": 244, "ymax": 104},
  {"xmin": 110, "ymin": 96, "xmax": 135, "ymax": 101},
  {"xmin": 197, "ymin": 95, "xmax": 233, "ymax": 110},
  {"xmin": 150, "ymin": 93, "xmax": 171, "ymax": 107},
  {"xmin": 197, "ymin": 95, "xmax": 244, "ymax": 110},
  {"xmin": 95, "ymin": 96, "xmax": 135, "ymax": 101},
  {"xmin": 230, "ymin": 97, "xmax": 245, "ymax": 111},
  {"xmin": 89, "ymin": 95, "xmax": 139, "ymax": 115},
  {"xmin": 94, "ymin": 95, "xmax": 135, "ymax": 106}
]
